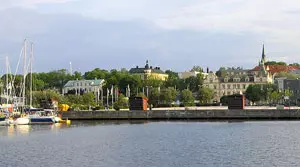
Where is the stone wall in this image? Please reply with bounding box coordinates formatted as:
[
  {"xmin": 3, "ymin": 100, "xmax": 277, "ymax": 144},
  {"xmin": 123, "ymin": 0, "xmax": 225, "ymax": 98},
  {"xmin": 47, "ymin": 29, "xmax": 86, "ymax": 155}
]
[{"xmin": 60, "ymin": 109, "xmax": 300, "ymax": 120}]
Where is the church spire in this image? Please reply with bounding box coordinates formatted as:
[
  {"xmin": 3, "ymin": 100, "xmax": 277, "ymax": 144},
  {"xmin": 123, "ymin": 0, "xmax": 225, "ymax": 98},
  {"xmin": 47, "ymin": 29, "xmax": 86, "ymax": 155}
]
[{"xmin": 261, "ymin": 44, "xmax": 266, "ymax": 64}]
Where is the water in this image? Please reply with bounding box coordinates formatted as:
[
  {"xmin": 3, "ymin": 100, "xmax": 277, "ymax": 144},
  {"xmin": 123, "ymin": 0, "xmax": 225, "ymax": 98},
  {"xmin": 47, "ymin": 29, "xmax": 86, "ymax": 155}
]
[{"xmin": 1, "ymin": 121, "xmax": 300, "ymax": 167}]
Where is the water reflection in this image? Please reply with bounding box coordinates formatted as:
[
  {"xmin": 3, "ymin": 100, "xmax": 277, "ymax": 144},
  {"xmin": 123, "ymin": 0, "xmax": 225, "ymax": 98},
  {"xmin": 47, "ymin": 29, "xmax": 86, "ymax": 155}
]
[{"xmin": 0, "ymin": 123, "xmax": 73, "ymax": 137}]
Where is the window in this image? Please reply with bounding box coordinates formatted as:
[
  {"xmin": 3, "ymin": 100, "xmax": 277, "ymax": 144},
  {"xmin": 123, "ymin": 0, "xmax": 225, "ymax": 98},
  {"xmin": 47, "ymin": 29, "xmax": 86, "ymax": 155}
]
[
  {"xmin": 210, "ymin": 79, "xmax": 213, "ymax": 83},
  {"xmin": 245, "ymin": 77, "xmax": 249, "ymax": 82},
  {"xmin": 243, "ymin": 84, "xmax": 246, "ymax": 89},
  {"xmin": 227, "ymin": 84, "xmax": 231, "ymax": 89},
  {"xmin": 222, "ymin": 84, "xmax": 225, "ymax": 89},
  {"xmin": 233, "ymin": 84, "xmax": 236, "ymax": 89},
  {"xmin": 224, "ymin": 77, "xmax": 229, "ymax": 82},
  {"xmin": 214, "ymin": 85, "xmax": 217, "ymax": 89}
]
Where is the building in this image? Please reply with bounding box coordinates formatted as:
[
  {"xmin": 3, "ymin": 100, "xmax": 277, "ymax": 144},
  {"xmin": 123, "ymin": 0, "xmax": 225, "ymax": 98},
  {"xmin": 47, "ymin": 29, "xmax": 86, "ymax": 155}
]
[
  {"xmin": 129, "ymin": 60, "xmax": 168, "ymax": 81},
  {"xmin": 203, "ymin": 45, "xmax": 273, "ymax": 102},
  {"xmin": 63, "ymin": 79, "xmax": 105, "ymax": 97},
  {"xmin": 275, "ymin": 78, "xmax": 300, "ymax": 105},
  {"xmin": 178, "ymin": 71, "xmax": 201, "ymax": 79}
]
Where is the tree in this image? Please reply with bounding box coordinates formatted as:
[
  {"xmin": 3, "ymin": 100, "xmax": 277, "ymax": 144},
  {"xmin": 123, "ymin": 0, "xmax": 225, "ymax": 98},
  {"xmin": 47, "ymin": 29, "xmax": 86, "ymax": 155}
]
[
  {"xmin": 164, "ymin": 70, "xmax": 179, "ymax": 88},
  {"xmin": 197, "ymin": 87, "xmax": 214, "ymax": 104},
  {"xmin": 216, "ymin": 67, "xmax": 227, "ymax": 77},
  {"xmin": 183, "ymin": 73, "xmax": 204, "ymax": 92},
  {"xmin": 269, "ymin": 91, "xmax": 281, "ymax": 104},
  {"xmin": 31, "ymin": 90, "xmax": 62, "ymax": 107},
  {"xmin": 276, "ymin": 72, "xmax": 300, "ymax": 79},
  {"xmin": 148, "ymin": 88, "xmax": 160, "ymax": 107},
  {"xmin": 113, "ymin": 94, "xmax": 128, "ymax": 110},
  {"xmin": 180, "ymin": 89, "xmax": 194, "ymax": 106},
  {"xmin": 159, "ymin": 87, "xmax": 178, "ymax": 105},
  {"xmin": 245, "ymin": 84, "xmax": 264, "ymax": 104},
  {"xmin": 190, "ymin": 66, "xmax": 203, "ymax": 72}
]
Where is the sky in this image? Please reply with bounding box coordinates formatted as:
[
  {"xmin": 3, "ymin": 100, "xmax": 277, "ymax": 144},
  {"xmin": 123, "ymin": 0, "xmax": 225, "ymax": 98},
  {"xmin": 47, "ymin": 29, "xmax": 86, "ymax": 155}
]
[{"xmin": 0, "ymin": 0, "xmax": 300, "ymax": 73}]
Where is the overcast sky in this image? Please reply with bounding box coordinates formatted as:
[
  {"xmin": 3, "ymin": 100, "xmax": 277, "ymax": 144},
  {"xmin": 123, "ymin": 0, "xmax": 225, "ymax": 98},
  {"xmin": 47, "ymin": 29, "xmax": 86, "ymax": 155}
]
[{"xmin": 0, "ymin": 0, "xmax": 300, "ymax": 73}]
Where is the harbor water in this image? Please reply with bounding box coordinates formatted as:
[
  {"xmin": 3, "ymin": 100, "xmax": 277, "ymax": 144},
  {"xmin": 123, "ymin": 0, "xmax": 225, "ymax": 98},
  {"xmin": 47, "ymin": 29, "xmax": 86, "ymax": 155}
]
[{"xmin": 1, "ymin": 121, "xmax": 300, "ymax": 167}]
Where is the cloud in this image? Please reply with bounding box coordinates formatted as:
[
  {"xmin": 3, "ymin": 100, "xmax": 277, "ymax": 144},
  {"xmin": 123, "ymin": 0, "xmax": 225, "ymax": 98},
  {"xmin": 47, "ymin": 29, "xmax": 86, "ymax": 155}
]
[
  {"xmin": 0, "ymin": 0, "xmax": 73, "ymax": 9},
  {"xmin": 0, "ymin": 1, "xmax": 300, "ymax": 73},
  {"xmin": 155, "ymin": 0, "xmax": 300, "ymax": 43}
]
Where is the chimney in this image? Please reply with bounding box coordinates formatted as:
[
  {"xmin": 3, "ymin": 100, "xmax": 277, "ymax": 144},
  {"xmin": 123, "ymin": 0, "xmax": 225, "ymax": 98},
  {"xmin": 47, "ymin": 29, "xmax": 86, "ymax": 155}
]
[
  {"xmin": 136, "ymin": 66, "xmax": 139, "ymax": 68},
  {"xmin": 207, "ymin": 67, "xmax": 209, "ymax": 73}
]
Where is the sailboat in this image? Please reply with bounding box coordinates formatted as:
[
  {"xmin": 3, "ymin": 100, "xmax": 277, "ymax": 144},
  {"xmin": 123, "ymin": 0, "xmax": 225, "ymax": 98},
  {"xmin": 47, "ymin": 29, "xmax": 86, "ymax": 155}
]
[{"xmin": 12, "ymin": 39, "xmax": 30, "ymax": 125}]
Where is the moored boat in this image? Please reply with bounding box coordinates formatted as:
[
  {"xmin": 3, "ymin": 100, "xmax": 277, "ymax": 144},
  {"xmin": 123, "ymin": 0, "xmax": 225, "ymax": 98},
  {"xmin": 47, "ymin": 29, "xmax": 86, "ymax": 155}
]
[{"xmin": 14, "ymin": 117, "xmax": 30, "ymax": 125}]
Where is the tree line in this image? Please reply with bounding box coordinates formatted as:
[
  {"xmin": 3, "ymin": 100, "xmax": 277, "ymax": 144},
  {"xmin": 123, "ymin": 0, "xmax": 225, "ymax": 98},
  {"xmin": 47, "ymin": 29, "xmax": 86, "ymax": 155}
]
[{"xmin": 0, "ymin": 67, "xmax": 214, "ymax": 109}]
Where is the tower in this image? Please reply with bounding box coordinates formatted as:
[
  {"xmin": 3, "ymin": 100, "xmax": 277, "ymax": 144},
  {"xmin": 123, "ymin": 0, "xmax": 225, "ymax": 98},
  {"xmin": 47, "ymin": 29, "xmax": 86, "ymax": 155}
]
[{"xmin": 261, "ymin": 44, "xmax": 266, "ymax": 64}]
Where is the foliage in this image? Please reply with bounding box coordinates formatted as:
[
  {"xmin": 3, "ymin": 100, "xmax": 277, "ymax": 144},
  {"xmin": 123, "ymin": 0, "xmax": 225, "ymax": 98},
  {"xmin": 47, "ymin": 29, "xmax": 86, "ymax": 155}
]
[
  {"xmin": 245, "ymin": 84, "xmax": 265, "ymax": 103},
  {"xmin": 183, "ymin": 73, "xmax": 204, "ymax": 92},
  {"xmin": 159, "ymin": 87, "xmax": 178, "ymax": 105},
  {"xmin": 113, "ymin": 94, "xmax": 128, "ymax": 110},
  {"xmin": 197, "ymin": 87, "xmax": 214, "ymax": 104},
  {"xmin": 265, "ymin": 61, "xmax": 287, "ymax": 66},
  {"xmin": 148, "ymin": 87, "xmax": 160, "ymax": 107},
  {"xmin": 289, "ymin": 63, "xmax": 300, "ymax": 67},
  {"xmin": 190, "ymin": 66, "xmax": 203, "ymax": 72},
  {"xmin": 220, "ymin": 96, "xmax": 228, "ymax": 105},
  {"xmin": 31, "ymin": 90, "xmax": 62, "ymax": 107},
  {"xmin": 180, "ymin": 89, "xmax": 194, "ymax": 106},
  {"xmin": 276, "ymin": 72, "xmax": 300, "ymax": 79}
]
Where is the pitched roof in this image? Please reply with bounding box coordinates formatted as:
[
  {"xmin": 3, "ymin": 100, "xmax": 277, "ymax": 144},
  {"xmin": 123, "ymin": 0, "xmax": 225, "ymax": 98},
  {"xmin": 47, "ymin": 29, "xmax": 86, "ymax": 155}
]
[
  {"xmin": 252, "ymin": 65, "xmax": 300, "ymax": 74},
  {"xmin": 129, "ymin": 67, "xmax": 166, "ymax": 74},
  {"xmin": 64, "ymin": 79, "xmax": 105, "ymax": 87}
]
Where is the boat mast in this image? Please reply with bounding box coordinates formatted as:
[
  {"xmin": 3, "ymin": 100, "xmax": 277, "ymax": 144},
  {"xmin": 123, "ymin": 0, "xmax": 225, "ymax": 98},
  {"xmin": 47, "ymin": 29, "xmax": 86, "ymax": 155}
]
[
  {"xmin": 22, "ymin": 39, "xmax": 27, "ymax": 108},
  {"xmin": 5, "ymin": 56, "xmax": 9, "ymax": 104},
  {"xmin": 30, "ymin": 43, "xmax": 33, "ymax": 108}
]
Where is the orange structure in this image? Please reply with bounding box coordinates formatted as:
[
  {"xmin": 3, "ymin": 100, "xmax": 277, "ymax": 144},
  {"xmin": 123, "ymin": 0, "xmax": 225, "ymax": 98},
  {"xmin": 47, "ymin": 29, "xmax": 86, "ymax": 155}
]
[{"xmin": 129, "ymin": 97, "xmax": 148, "ymax": 111}]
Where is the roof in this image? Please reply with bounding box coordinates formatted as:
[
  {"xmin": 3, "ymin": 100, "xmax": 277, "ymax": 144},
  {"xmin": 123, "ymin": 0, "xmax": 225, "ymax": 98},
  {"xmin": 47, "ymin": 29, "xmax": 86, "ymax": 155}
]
[
  {"xmin": 219, "ymin": 76, "xmax": 255, "ymax": 82},
  {"xmin": 129, "ymin": 67, "xmax": 166, "ymax": 74},
  {"xmin": 252, "ymin": 65, "xmax": 300, "ymax": 74},
  {"xmin": 64, "ymin": 79, "xmax": 105, "ymax": 87}
]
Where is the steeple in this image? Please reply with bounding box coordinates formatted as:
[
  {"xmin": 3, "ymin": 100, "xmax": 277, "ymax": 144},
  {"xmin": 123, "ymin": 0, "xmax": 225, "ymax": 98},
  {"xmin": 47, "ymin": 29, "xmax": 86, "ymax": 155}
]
[{"xmin": 261, "ymin": 44, "xmax": 266, "ymax": 64}]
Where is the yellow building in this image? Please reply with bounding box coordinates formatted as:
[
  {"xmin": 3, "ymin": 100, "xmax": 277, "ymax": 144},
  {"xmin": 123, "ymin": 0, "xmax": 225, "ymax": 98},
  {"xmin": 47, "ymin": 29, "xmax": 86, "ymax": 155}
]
[{"xmin": 129, "ymin": 61, "xmax": 168, "ymax": 81}]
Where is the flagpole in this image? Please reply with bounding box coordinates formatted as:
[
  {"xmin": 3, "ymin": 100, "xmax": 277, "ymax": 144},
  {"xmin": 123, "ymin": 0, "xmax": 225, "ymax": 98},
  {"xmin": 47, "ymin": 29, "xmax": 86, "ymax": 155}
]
[
  {"xmin": 111, "ymin": 85, "xmax": 114, "ymax": 106},
  {"xmin": 106, "ymin": 88, "xmax": 109, "ymax": 110}
]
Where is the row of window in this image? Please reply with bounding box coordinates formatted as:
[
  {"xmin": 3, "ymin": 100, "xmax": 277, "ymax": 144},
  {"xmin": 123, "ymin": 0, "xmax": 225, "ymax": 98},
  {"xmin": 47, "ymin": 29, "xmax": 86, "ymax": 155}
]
[
  {"xmin": 224, "ymin": 78, "xmax": 250, "ymax": 82},
  {"xmin": 72, "ymin": 82, "xmax": 93, "ymax": 87},
  {"xmin": 64, "ymin": 87, "xmax": 94, "ymax": 92},
  {"xmin": 206, "ymin": 84, "xmax": 248, "ymax": 90}
]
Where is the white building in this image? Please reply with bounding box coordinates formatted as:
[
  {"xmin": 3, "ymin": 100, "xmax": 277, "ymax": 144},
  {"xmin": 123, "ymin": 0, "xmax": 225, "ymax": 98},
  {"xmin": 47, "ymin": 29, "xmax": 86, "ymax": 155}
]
[{"xmin": 63, "ymin": 79, "xmax": 105, "ymax": 97}]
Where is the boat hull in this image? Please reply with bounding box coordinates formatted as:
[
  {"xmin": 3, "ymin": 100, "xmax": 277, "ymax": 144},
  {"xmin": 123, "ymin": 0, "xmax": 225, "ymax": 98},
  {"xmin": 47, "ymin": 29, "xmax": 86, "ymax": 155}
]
[
  {"xmin": 29, "ymin": 117, "xmax": 55, "ymax": 124},
  {"xmin": 0, "ymin": 120, "xmax": 9, "ymax": 126},
  {"xmin": 14, "ymin": 118, "xmax": 30, "ymax": 125}
]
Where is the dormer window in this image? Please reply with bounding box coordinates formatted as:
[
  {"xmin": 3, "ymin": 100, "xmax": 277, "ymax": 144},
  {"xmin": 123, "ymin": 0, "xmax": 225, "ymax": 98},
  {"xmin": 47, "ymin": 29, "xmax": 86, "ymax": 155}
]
[
  {"xmin": 224, "ymin": 77, "xmax": 229, "ymax": 82},
  {"xmin": 245, "ymin": 77, "xmax": 249, "ymax": 82},
  {"xmin": 233, "ymin": 78, "xmax": 240, "ymax": 82}
]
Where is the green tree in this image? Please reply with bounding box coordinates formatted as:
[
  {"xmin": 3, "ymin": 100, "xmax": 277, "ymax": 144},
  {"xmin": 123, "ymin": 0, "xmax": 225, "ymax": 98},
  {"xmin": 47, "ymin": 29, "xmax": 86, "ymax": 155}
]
[
  {"xmin": 245, "ymin": 84, "xmax": 265, "ymax": 104},
  {"xmin": 148, "ymin": 88, "xmax": 160, "ymax": 107},
  {"xmin": 164, "ymin": 70, "xmax": 180, "ymax": 88},
  {"xmin": 113, "ymin": 94, "xmax": 128, "ymax": 110},
  {"xmin": 159, "ymin": 87, "xmax": 178, "ymax": 105},
  {"xmin": 190, "ymin": 66, "xmax": 203, "ymax": 72},
  {"xmin": 197, "ymin": 87, "xmax": 214, "ymax": 104},
  {"xmin": 180, "ymin": 89, "xmax": 194, "ymax": 106}
]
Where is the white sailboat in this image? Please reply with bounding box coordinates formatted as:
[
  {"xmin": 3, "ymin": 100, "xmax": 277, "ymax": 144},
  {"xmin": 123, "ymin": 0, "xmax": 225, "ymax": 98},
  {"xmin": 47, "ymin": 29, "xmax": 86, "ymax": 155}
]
[{"xmin": 13, "ymin": 39, "xmax": 30, "ymax": 125}]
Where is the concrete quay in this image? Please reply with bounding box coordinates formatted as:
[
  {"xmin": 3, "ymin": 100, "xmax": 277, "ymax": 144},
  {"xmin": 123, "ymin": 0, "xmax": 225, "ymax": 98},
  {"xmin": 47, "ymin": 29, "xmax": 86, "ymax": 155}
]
[{"xmin": 60, "ymin": 108, "xmax": 300, "ymax": 120}]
